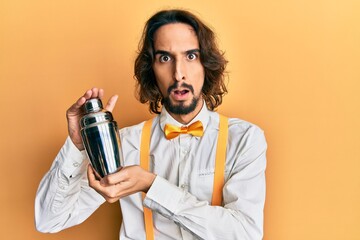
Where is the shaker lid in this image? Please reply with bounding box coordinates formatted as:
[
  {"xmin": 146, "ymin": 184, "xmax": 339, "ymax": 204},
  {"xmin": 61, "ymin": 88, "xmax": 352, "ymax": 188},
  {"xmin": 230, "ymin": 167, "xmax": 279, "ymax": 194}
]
[
  {"xmin": 83, "ymin": 98, "xmax": 103, "ymax": 113},
  {"xmin": 80, "ymin": 98, "xmax": 115, "ymax": 129}
]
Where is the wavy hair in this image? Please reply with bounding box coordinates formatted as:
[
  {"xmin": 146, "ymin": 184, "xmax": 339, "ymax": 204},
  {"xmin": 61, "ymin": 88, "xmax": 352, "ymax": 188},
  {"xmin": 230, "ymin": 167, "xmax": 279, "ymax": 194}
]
[{"xmin": 134, "ymin": 9, "xmax": 228, "ymax": 114}]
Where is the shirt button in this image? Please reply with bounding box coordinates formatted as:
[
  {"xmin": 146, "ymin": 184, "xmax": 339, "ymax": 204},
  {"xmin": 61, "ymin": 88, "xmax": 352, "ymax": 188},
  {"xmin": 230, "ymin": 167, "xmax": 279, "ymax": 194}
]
[
  {"xmin": 73, "ymin": 162, "xmax": 80, "ymax": 167},
  {"xmin": 59, "ymin": 185, "xmax": 65, "ymax": 190}
]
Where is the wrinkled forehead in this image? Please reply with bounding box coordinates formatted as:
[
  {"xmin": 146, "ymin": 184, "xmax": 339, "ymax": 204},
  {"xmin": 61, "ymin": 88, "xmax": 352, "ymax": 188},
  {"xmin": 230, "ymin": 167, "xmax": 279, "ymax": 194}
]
[{"xmin": 153, "ymin": 23, "xmax": 199, "ymax": 51}]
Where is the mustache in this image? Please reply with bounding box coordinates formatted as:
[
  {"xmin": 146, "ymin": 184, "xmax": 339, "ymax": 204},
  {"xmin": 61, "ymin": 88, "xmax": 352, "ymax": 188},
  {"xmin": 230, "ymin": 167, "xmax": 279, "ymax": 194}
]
[{"xmin": 167, "ymin": 82, "xmax": 194, "ymax": 95}]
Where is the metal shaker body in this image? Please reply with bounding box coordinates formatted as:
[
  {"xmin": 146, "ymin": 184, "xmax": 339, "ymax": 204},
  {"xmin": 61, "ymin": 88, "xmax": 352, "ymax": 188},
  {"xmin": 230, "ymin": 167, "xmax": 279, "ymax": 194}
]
[{"xmin": 80, "ymin": 98, "xmax": 121, "ymax": 178}]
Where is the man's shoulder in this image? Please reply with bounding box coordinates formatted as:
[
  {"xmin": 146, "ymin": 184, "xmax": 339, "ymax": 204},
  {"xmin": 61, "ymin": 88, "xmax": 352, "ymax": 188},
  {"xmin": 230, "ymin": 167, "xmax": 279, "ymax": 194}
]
[
  {"xmin": 211, "ymin": 112, "xmax": 263, "ymax": 133},
  {"xmin": 228, "ymin": 118, "xmax": 263, "ymax": 134},
  {"xmin": 211, "ymin": 112, "xmax": 265, "ymax": 144},
  {"xmin": 226, "ymin": 116, "xmax": 267, "ymax": 149}
]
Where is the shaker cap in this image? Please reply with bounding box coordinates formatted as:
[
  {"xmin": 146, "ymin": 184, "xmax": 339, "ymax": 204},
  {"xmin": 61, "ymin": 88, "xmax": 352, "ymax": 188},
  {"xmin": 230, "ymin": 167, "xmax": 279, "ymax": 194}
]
[{"xmin": 84, "ymin": 98, "xmax": 103, "ymax": 113}]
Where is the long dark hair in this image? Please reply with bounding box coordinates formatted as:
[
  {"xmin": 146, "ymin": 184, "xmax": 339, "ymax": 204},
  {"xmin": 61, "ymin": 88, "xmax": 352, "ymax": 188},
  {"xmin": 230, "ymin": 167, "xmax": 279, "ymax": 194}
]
[{"xmin": 134, "ymin": 9, "xmax": 228, "ymax": 114}]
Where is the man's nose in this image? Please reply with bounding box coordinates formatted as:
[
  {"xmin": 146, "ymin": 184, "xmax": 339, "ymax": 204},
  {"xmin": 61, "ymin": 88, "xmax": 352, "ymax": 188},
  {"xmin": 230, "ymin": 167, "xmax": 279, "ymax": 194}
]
[{"xmin": 174, "ymin": 60, "xmax": 186, "ymax": 81}]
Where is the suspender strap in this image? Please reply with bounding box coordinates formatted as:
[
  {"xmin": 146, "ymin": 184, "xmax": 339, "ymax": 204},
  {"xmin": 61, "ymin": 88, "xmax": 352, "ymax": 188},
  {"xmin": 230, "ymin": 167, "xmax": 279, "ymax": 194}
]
[
  {"xmin": 211, "ymin": 114, "xmax": 228, "ymax": 206},
  {"xmin": 140, "ymin": 114, "xmax": 228, "ymax": 239},
  {"xmin": 140, "ymin": 118, "xmax": 155, "ymax": 240}
]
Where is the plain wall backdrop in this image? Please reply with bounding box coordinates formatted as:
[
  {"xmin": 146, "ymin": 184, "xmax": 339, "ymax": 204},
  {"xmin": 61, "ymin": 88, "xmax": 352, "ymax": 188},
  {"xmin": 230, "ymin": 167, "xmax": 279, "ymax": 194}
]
[{"xmin": 0, "ymin": 0, "xmax": 359, "ymax": 239}]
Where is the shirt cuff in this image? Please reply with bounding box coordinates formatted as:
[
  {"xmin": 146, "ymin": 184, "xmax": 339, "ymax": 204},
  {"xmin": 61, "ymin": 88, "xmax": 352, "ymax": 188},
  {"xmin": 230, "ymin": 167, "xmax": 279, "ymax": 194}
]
[
  {"xmin": 57, "ymin": 137, "xmax": 88, "ymax": 177},
  {"xmin": 144, "ymin": 176, "xmax": 184, "ymax": 214}
]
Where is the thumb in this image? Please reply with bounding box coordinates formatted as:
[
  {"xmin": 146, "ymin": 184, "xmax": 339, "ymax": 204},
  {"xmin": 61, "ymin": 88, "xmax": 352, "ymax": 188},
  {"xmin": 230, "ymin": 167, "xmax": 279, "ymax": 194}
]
[{"xmin": 104, "ymin": 95, "xmax": 118, "ymax": 112}]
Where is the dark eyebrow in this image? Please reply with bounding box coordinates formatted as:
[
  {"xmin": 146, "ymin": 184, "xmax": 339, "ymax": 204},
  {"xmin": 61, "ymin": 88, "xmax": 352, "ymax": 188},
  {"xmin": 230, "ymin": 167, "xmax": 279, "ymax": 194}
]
[
  {"xmin": 186, "ymin": 49, "xmax": 200, "ymax": 55},
  {"xmin": 154, "ymin": 50, "xmax": 170, "ymax": 56},
  {"xmin": 154, "ymin": 49, "xmax": 200, "ymax": 56}
]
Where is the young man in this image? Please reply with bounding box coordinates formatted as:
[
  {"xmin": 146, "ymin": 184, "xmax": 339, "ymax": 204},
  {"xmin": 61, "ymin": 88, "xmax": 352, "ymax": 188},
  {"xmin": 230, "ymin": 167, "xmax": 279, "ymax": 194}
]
[{"xmin": 35, "ymin": 9, "xmax": 267, "ymax": 240}]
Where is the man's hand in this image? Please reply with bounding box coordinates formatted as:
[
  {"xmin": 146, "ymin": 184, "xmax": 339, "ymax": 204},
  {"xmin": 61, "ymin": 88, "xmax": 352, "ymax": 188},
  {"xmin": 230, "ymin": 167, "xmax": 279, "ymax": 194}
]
[
  {"xmin": 87, "ymin": 165, "xmax": 156, "ymax": 203},
  {"xmin": 66, "ymin": 87, "xmax": 118, "ymax": 150}
]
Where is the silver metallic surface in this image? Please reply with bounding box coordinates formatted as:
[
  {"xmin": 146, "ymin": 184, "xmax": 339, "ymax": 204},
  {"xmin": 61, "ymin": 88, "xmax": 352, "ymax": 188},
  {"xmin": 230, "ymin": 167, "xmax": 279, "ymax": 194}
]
[{"xmin": 80, "ymin": 98, "xmax": 121, "ymax": 178}]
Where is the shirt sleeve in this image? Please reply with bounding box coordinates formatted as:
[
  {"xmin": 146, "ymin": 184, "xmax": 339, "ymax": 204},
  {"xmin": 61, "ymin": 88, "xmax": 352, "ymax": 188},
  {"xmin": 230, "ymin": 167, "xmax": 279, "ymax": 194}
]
[
  {"xmin": 35, "ymin": 137, "xmax": 105, "ymax": 233},
  {"xmin": 144, "ymin": 125, "xmax": 267, "ymax": 240}
]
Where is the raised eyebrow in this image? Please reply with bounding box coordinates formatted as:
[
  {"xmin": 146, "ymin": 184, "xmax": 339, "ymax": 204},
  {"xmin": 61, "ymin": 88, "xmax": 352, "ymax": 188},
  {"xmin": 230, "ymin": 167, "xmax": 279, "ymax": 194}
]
[
  {"xmin": 186, "ymin": 49, "xmax": 200, "ymax": 55},
  {"xmin": 154, "ymin": 50, "xmax": 170, "ymax": 56},
  {"xmin": 154, "ymin": 49, "xmax": 200, "ymax": 56}
]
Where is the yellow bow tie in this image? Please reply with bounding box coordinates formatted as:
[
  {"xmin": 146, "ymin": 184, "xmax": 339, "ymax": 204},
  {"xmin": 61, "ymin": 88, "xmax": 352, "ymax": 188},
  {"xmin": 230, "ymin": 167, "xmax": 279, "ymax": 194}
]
[{"xmin": 164, "ymin": 120, "xmax": 204, "ymax": 140}]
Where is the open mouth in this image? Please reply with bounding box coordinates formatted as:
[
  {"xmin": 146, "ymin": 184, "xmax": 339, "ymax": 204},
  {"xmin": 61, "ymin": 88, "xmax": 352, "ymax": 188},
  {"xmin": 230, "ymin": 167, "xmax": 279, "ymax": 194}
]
[{"xmin": 174, "ymin": 89, "xmax": 190, "ymax": 95}]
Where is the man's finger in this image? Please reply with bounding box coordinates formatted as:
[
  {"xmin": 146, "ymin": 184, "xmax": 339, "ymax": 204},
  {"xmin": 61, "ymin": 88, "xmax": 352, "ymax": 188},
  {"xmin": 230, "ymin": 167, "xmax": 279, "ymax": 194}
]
[
  {"xmin": 98, "ymin": 89, "xmax": 104, "ymax": 99},
  {"xmin": 100, "ymin": 169, "xmax": 124, "ymax": 186},
  {"xmin": 87, "ymin": 165, "xmax": 102, "ymax": 189},
  {"xmin": 105, "ymin": 95, "xmax": 119, "ymax": 112},
  {"xmin": 90, "ymin": 87, "xmax": 99, "ymax": 98}
]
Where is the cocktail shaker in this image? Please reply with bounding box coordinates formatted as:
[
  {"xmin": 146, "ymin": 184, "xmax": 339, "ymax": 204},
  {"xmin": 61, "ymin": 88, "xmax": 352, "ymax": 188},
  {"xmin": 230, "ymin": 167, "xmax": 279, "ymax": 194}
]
[{"xmin": 80, "ymin": 98, "xmax": 121, "ymax": 178}]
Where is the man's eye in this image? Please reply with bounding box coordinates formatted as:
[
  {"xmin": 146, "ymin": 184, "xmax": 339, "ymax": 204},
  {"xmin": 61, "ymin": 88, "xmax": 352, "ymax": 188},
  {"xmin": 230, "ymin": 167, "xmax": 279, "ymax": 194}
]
[
  {"xmin": 187, "ymin": 53, "xmax": 198, "ymax": 61},
  {"xmin": 159, "ymin": 55, "xmax": 171, "ymax": 63}
]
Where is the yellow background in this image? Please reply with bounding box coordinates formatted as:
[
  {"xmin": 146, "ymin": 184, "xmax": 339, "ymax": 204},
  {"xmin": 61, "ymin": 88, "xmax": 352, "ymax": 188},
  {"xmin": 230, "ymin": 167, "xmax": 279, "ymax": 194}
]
[{"xmin": 1, "ymin": 0, "xmax": 359, "ymax": 239}]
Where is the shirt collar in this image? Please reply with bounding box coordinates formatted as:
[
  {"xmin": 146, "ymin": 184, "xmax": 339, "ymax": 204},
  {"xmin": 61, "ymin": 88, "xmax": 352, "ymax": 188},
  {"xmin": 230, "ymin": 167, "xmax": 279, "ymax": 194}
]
[{"xmin": 159, "ymin": 101, "xmax": 210, "ymax": 135}]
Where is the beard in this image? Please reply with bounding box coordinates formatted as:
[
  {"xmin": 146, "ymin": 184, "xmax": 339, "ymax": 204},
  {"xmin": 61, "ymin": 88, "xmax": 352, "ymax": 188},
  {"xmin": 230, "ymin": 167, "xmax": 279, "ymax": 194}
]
[
  {"xmin": 163, "ymin": 82, "xmax": 200, "ymax": 115},
  {"xmin": 163, "ymin": 96, "xmax": 199, "ymax": 115}
]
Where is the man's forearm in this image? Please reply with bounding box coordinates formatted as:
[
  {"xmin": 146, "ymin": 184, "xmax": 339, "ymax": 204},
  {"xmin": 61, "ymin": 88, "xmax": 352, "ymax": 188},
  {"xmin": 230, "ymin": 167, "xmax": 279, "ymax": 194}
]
[{"xmin": 35, "ymin": 137, "xmax": 105, "ymax": 232}]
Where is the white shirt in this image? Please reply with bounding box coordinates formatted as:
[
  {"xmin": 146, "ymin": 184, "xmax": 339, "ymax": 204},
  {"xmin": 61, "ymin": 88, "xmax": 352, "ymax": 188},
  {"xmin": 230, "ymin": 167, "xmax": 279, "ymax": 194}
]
[{"xmin": 35, "ymin": 104, "xmax": 267, "ymax": 240}]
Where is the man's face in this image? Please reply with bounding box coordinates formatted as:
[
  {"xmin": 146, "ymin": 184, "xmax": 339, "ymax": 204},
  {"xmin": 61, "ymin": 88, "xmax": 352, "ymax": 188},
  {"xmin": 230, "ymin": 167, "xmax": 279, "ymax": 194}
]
[{"xmin": 152, "ymin": 23, "xmax": 205, "ymax": 118}]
